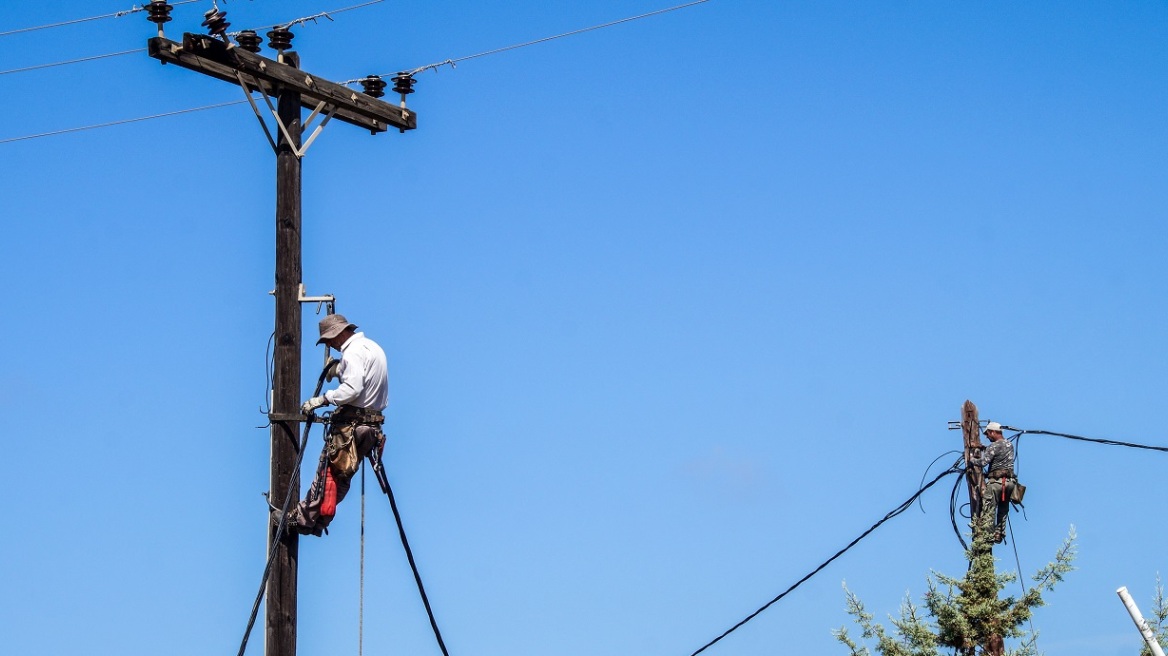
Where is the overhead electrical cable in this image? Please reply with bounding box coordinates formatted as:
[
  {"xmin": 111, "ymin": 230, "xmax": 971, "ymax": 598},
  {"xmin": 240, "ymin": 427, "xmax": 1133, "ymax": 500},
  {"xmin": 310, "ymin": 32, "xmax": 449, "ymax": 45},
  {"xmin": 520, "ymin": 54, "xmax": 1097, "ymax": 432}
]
[
  {"xmin": 237, "ymin": 363, "xmax": 334, "ymax": 656},
  {"xmin": 948, "ymin": 469, "xmax": 971, "ymax": 551},
  {"xmin": 0, "ymin": 0, "xmax": 200, "ymax": 38},
  {"xmin": 0, "ymin": 100, "xmax": 246, "ymax": 145},
  {"xmin": 234, "ymin": 0, "xmax": 387, "ymax": 33},
  {"xmin": 688, "ymin": 459, "xmax": 963, "ymax": 656},
  {"xmin": 0, "ymin": 1, "xmax": 384, "ymax": 78},
  {"xmin": 340, "ymin": 0, "xmax": 714, "ymax": 83},
  {"xmin": 3, "ymin": 0, "xmax": 714, "ymax": 144},
  {"xmin": 0, "ymin": 48, "xmax": 145, "ymax": 77},
  {"xmin": 1008, "ymin": 427, "xmax": 1168, "ymax": 453}
]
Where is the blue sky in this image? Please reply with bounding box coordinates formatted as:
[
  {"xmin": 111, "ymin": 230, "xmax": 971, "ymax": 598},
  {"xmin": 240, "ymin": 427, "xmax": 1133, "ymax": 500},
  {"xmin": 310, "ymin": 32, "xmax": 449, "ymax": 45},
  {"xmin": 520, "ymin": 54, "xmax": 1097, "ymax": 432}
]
[{"xmin": 2, "ymin": 1, "xmax": 1167, "ymax": 654}]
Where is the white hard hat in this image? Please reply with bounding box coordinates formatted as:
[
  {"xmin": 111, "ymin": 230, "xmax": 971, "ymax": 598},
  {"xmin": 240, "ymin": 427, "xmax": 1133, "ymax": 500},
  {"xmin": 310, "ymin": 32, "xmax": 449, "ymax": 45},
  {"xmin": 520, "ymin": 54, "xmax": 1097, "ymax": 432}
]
[{"xmin": 984, "ymin": 421, "xmax": 1002, "ymax": 434}]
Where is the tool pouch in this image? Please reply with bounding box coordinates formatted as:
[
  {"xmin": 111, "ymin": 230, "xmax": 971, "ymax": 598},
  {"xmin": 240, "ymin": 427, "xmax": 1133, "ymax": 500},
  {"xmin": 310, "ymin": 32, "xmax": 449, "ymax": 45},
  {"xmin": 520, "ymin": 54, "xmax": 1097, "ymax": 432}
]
[
  {"xmin": 1010, "ymin": 481, "xmax": 1026, "ymax": 505},
  {"xmin": 327, "ymin": 424, "xmax": 361, "ymax": 479}
]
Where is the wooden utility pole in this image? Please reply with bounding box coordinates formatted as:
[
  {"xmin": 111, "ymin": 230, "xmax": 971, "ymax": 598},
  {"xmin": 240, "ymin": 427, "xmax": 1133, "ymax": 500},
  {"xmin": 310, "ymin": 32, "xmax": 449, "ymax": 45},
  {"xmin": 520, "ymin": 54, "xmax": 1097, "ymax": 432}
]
[
  {"xmin": 268, "ymin": 55, "xmax": 303, "ymax": 656},
  {"xmin": 960, "ymin": 400, "xmax": 984, "ymax": 539},
  {"xmin": 145, "ymin": 7, "xmax": 416, "ymax": 655}
]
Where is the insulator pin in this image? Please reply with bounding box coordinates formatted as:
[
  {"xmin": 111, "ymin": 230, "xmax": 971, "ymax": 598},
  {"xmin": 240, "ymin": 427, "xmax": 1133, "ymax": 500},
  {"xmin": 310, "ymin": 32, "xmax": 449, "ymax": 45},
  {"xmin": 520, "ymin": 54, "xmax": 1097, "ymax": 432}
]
[
  {"xmin": 267, "ymin": 27, "xmax": 295, "ymax": 53},
  {"xmin": 391, "ymin": 73, "xmax": 416, "ymax": 98},
  {"xmin": 202, "ymin": 8, "xmax": 230, "ymax": 40},
  {"xmin": 359, "ymin": 75, "xmax": 387, "ymax": 98},
  {"xmin": 145, "ymin": 1, "xmax": 173, "ymax": 25},
  {"xmin": 236, "ymin": 30, "xmax": 262, "ymax": 53}
]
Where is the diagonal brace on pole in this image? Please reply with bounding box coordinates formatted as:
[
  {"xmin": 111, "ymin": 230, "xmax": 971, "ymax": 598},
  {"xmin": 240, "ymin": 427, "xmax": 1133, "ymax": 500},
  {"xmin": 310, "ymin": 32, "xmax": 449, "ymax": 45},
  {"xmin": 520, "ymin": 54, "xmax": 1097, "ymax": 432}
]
[{"xmin": 235, "ymin": 70, "xmax": 338, "ymax": 158}]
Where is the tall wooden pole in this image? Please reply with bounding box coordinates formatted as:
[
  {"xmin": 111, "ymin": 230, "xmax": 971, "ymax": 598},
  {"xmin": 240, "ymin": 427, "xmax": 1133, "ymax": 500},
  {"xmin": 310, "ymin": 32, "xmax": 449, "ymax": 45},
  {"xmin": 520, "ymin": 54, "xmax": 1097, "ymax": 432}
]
[
  {"xmin": 961, "ymin": 400, "xmax": 983, "ymax": 540},
  {"xmin": 268, "ymin": 51, "xmax": 303, "ymax": 656},
  {"xmin": 148, "ymin": 26, "xmax": 416, "ymax": 656}
]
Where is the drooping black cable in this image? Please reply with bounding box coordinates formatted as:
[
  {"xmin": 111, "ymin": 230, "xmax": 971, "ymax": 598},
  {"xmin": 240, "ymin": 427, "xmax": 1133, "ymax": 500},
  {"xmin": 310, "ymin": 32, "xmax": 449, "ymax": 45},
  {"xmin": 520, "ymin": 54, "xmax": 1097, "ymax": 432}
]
[
  {"xmin": 948, "ymin": 469, "xmax": 970, "ymax": 552},
  {"xmin": 237, "ymin": 362, "xmax": 332, "ymax": 656},
  {"xmin": 261, "ymin": 331, "xmax": 275, "ymax": 415},
  {"xmin": 919, "ymin": 450, "xmax": 962, "ymax": 513},
  {"xmin": 1013, "ymin": 428, "xmax": 1168, "ymax": 453},
  {"xmin": 380, "ymin": 474, "xmax": 452, "ymax": 656},
  {"xmin": 688, "ymin": 460, "xmax": 963, "ymax": 656}
]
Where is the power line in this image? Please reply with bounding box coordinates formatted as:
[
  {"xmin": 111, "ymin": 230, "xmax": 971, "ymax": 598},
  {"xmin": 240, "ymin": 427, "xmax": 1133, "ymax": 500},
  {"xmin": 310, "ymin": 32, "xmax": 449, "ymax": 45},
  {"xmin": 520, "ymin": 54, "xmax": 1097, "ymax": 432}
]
[
  {"xmin": 0, "ymin": 0, "xmax": 200, "ymax": 38},
  {"xmin": 688, "ymin": 459, "xmax": 963, "ymax": 656},
  {"xmin": 416, "ymin": 0, "xmax": 713, "ymax": 74},
  {"xmin": 3, "ymin": 0, "xmax": 714, "ymax": 144},
  {"xmin": 346, "ymin": 0, "xmax": 714, "ymax": 81},
  {"xmin": 0, "ymin": 48, "xmax": 145, "ymax": 77},
  {"xmin": 0, "ymin": 100, "xmax": 246, "ymax": 145},
  {"xmin": 1008, "ymin": 427, "xmax": 1168, "ymax": 453},
  {"xmin": 2, "ymin": 1, "xmax": 386, "ymax": 78},
  {"xmin": 236, "ymin": 0, "xmax": 387, "ymax": 33}
]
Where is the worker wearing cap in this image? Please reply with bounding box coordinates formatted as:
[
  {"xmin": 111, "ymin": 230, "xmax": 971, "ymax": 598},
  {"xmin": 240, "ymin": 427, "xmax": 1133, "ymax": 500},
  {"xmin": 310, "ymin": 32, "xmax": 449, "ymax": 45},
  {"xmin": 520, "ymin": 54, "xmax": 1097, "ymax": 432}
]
[
  {"xmin": 275, "ymin": 313, "xmax": 389, "ymax": 537},
  {"xmin": 976, "ymin": 421, "xmax": 1015, "ymax": 544}
]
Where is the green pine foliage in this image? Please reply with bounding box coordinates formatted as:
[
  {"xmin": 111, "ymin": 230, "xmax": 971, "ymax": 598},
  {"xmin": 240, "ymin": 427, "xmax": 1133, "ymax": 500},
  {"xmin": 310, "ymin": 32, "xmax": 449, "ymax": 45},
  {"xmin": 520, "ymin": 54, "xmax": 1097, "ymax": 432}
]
[
  {"xmin": 1138, "ymin": 575, "xmax": 1168, "ymax": 656},
  {"xmin": 834, "ymin": 518, "xmax": 1076, "ymax": 656}
]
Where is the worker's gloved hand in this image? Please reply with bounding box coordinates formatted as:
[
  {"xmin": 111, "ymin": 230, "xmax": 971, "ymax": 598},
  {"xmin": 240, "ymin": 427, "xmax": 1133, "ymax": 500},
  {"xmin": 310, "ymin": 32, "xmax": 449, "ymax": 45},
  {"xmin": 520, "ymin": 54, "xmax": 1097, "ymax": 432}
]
[
  {"xmin": 301, "ymin": 396, "xmax": 329, "ymax": 414},
  {"xmin": 324, "ymin": 357, "xmax": 341, "ymax": 383}
]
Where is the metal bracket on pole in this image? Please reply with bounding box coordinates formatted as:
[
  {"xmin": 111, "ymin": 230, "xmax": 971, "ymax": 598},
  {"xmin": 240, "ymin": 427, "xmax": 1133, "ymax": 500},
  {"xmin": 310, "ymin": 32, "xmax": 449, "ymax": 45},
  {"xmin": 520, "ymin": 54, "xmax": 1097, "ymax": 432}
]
[
  {"xmin": 235, "ymin": 70, "xmax": 279, "ymax": 153},
  {"xmin": 297, "ymin": 284, "xmax": 335, "ymax": 315},
  {"xmin": 949, "ymin": 419, "xmax": 989, "ymax": 431},
  {"xmin": 948, "ymin": 420, "xmax": 1022, "ymax": 433},
  {"xmin": 299, "ymin": 100, "xmax": 339, "ymax": 156},
  {"xmin": 267, "ymin": 284, "xmax": 335, "ymax": 313},
  {"xmin": 297, "ymin": 285, "xmax": 336, "ymax": 366},
  {"xmin": 269, "ymin": 286, "xmax": 336, "ymax": 365}
]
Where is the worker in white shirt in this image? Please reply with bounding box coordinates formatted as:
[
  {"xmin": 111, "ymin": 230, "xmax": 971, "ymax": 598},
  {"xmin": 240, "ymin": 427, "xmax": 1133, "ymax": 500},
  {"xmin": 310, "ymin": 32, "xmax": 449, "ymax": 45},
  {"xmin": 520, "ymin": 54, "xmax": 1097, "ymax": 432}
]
[{"xmin": 276, "ymin": 314, "xmax": 389, "ymax": 537}]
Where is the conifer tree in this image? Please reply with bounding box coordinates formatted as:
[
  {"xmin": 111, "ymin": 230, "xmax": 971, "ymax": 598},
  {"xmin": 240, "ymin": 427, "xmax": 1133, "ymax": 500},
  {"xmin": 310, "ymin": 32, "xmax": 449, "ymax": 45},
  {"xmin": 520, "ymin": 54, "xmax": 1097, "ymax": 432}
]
[
  {"xmin": 834, "ymin": 517, "xmax": 1076, "ymax": 656},
  {"xmin": 1138, "ymin": 575, "xmax": 1168, "ymax": 656}
]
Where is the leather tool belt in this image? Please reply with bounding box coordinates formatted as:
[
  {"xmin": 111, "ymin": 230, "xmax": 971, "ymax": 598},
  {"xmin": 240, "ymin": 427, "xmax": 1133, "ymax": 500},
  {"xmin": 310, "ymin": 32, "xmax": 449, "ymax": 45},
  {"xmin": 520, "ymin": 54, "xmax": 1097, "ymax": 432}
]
[{"xmin": 332, "ymin": 405, "xmax": 385, "ymax": 425}]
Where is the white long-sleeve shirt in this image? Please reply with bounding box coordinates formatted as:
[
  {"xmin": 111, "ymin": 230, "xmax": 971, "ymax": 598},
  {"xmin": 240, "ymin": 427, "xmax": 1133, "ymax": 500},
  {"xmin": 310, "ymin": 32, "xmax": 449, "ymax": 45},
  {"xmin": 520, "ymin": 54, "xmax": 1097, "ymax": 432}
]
[{"xmin": 323, "ymin": 332, "xmax": 388, "ymax": 411}]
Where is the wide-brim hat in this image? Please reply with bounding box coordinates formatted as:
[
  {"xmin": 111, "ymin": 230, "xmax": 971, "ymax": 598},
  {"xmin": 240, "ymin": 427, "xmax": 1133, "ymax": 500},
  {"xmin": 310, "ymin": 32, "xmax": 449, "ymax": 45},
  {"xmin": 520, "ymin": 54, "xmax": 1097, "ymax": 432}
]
[{"xmin": 317, "ymin": 313, "xmax": 357, "ymax": 345}]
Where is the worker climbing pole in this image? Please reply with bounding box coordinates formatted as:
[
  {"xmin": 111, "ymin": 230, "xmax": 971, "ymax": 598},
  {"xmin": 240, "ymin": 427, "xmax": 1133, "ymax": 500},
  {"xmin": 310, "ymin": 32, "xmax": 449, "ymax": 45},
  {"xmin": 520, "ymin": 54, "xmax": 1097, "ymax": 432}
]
[
  {"xmin": 141, "ymin": 4, "xmax": 423, "ymax": 655},
  {"xmin": 955, "ymin": 401, "xmax": 1024, "ymax": 548},
  {"xmin": 278, "ymin": 314, "xmax": 388, "ymax": 538}
]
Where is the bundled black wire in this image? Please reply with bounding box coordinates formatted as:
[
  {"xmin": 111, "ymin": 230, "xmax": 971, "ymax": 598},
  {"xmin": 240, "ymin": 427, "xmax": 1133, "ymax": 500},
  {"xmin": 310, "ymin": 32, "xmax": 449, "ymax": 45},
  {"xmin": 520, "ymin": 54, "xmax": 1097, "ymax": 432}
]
[
  {"xmin": 688, "ymin": 458, "xmax": 963, "ymax": 656},
  {"xmin": 1011, "ymin": 428, "xmax": 1168, "ymax": 453}
]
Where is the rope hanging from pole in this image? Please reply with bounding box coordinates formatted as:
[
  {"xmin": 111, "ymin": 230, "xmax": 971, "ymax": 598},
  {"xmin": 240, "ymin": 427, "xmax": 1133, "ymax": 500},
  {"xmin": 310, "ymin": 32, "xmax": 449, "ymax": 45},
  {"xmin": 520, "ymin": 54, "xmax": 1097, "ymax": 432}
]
[{"xmin": 359, "ymin": 461, "xmax": 366, "ymax": 656}]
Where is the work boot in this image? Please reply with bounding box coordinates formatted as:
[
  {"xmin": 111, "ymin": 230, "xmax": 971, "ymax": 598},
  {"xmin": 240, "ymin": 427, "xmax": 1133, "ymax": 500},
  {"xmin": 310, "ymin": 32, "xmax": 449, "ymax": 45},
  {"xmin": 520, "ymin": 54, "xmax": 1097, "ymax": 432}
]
[
  {"xmin": 993, "ymin": 529, "xmax": 1005, "ymax": 544},
  {"xmin": 271, "ymin": 506, "xmax": 325, "ymax": 538},
  {"xmin": 269, "ymin": 507, "xmax": 289, "ymax": 533},
  {"xmin": 270, "ymin": 507, "xmax": 303, "ymax": 537}
]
